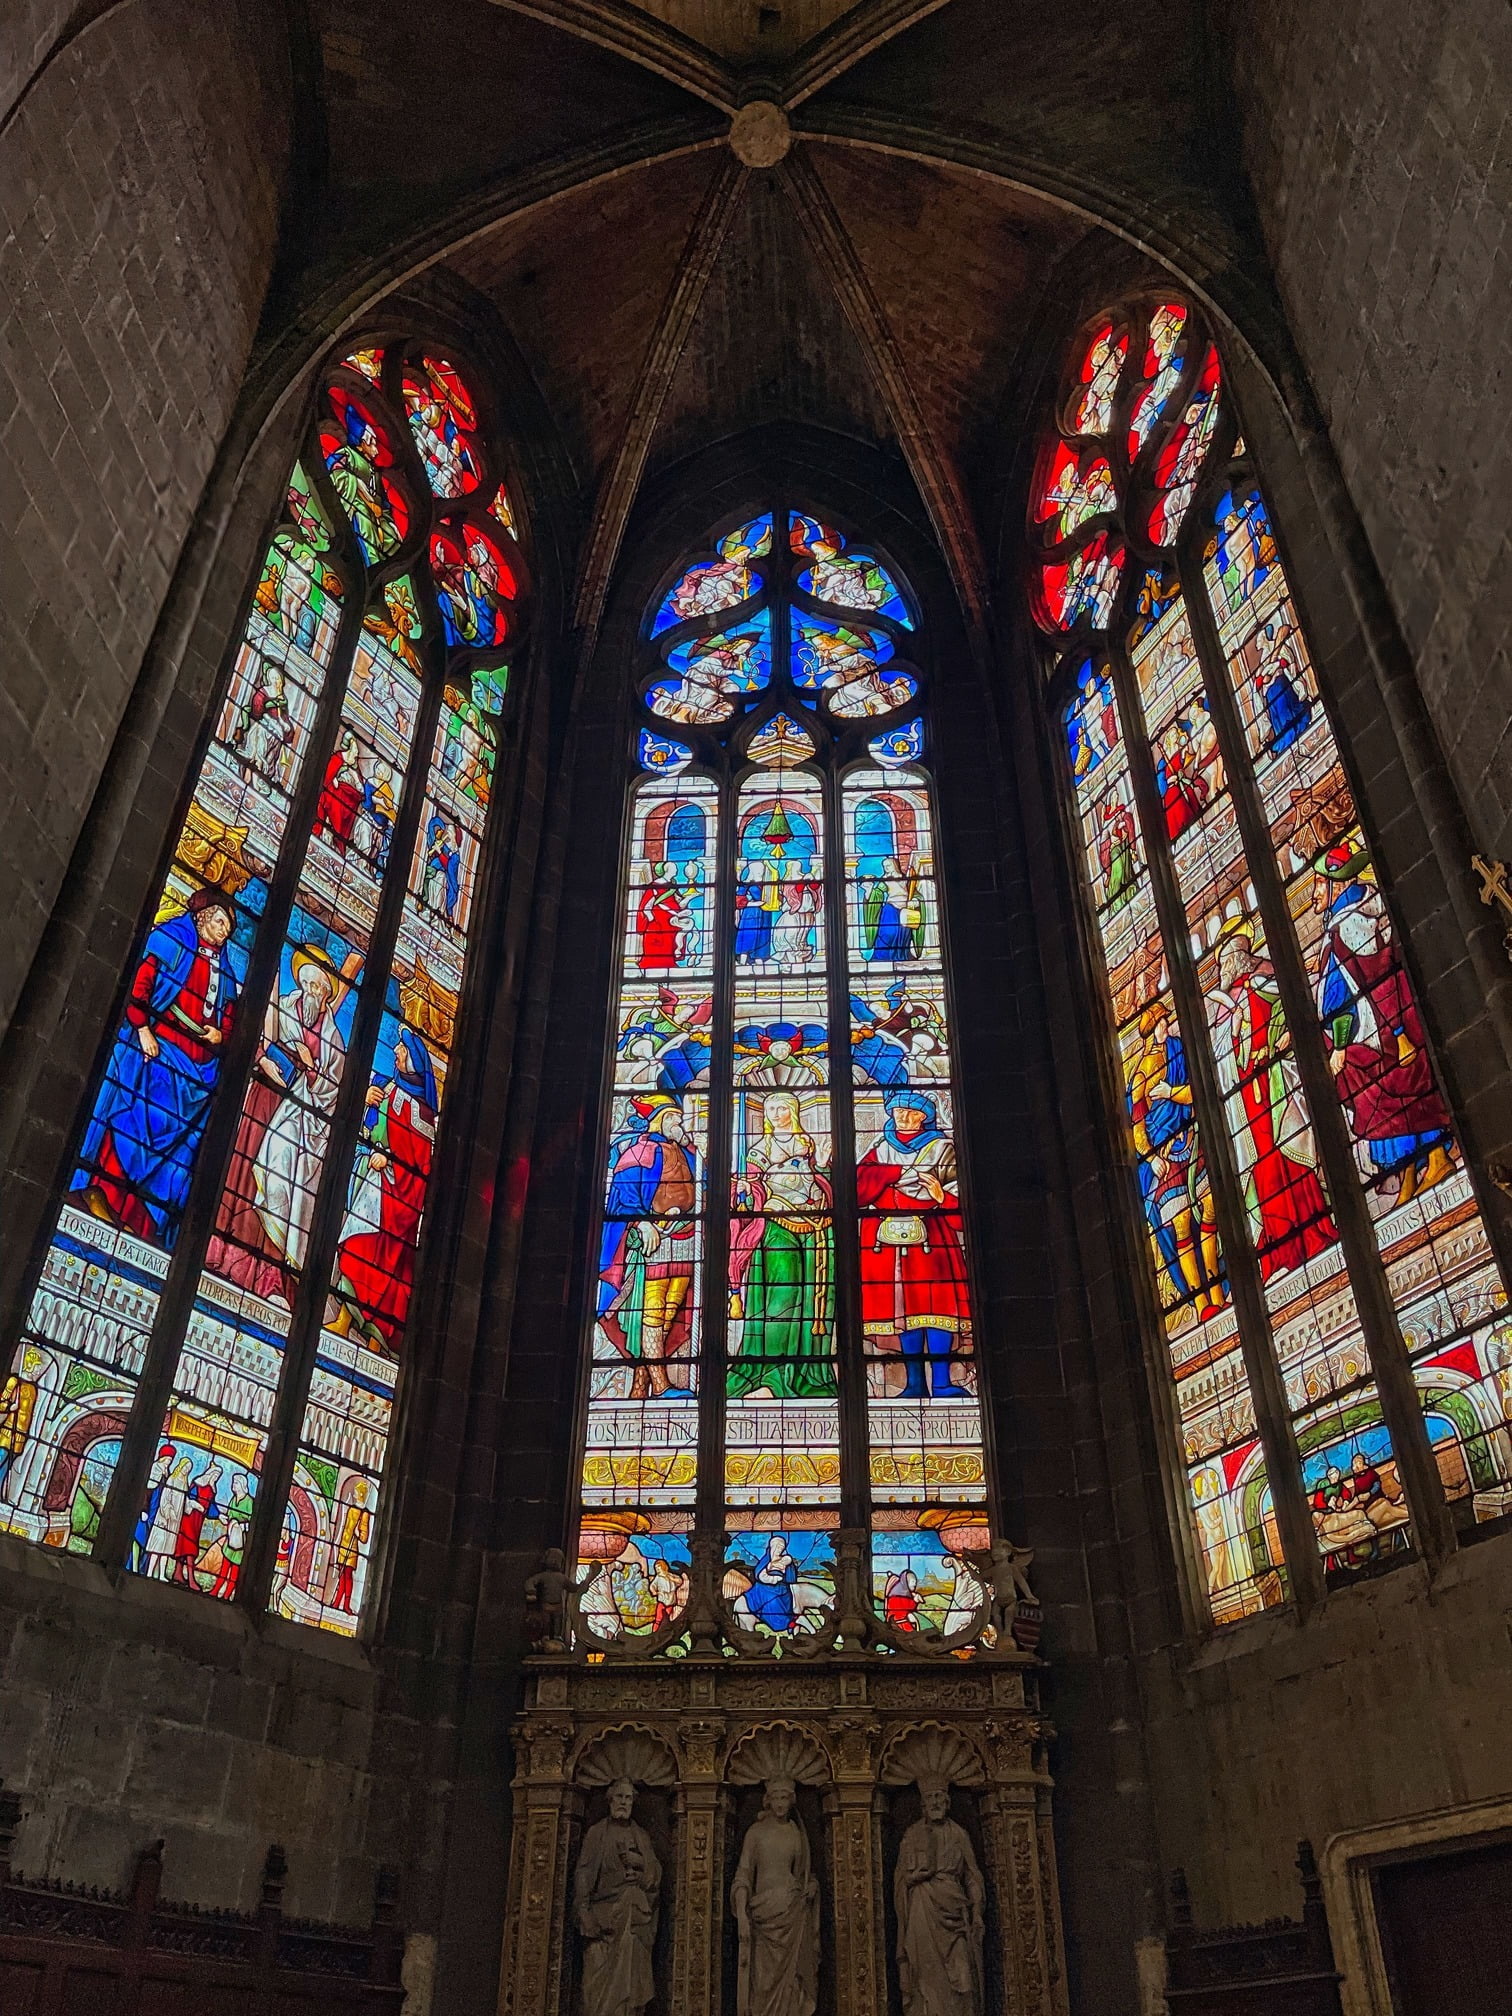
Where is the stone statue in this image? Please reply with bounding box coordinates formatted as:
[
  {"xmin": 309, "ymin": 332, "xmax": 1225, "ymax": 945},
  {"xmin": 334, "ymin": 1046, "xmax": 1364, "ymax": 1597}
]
[
  {"xmin": 525, "ymin": 1546, "xmax": 572, "ymax": 1650},
  {"xmin": 983, "ymin": 1537, "xmax": 1035, "ymax": 1643},
  {"xmin": 730, "ymin": 1777, "xmax": 819, "ymax": 2016},
  {"xmin": 572, "ymin": 1778, "xmax": 661, "ymax": 2016},
  {"xmin": 894, "ymin": 1777, "xmax": 986, "ymax": 2016}
]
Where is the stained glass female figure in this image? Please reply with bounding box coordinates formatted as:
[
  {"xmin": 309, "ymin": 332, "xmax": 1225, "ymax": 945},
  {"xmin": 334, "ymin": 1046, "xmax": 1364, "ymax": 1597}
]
[{"xmin": 729, "ymin": 1092, "xmax": 835, "ymax": 1400}]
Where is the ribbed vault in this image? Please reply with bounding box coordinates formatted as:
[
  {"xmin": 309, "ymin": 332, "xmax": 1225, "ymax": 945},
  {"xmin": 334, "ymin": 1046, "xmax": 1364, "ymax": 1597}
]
[{"xmin": 268, "ymin": 0, "xmax": 1282, "ymax": 644}]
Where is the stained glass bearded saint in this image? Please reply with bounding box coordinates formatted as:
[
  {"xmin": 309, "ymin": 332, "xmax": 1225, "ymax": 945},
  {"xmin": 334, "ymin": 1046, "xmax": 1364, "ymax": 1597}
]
[
  {"xmin": 74, "ymin": 886, "xmax": 243, "ymax": 1243},
  {"xmin": 600, "ymin": 1094, "xmax": 698, "ymax": 1398},
  {"xmin": 857, "ymin": 1088, "xmax": 970, "ymax": 1398}
]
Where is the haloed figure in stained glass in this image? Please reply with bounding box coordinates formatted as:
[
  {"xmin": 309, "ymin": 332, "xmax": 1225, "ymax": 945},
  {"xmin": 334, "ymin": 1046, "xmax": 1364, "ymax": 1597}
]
[
  {"xmin": 1128, "ymin": 1006, "xmax": 1225, "ymax": 1321},
  {"xmin": 74, "ymin": 886, "xmax": 243, "ymax": 1244},
  {"xmin": 1312, "ymin": 845, "xmax": 1456, "ymax": 1204},
  {"xmin": 729, "ymin": 1093, "xmax": 836, "ymax": 1400},
  {"xmin": 599, "ymin": 1095, "xmax": 699, "ymax": 1399},
  {"xmin": 208, "ymin": 942, "xmax": 364, "ymax": 1300},
  {"xmin": 858, "ymin": 1090, "xmax": 972, "ymax": 1398}
]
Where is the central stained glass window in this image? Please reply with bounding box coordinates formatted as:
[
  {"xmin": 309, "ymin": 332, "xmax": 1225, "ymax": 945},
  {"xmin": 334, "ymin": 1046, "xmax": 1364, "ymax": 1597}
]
[{"xmin": 573, "ymin": 507, "xmax": 993, "ymax": 1650}]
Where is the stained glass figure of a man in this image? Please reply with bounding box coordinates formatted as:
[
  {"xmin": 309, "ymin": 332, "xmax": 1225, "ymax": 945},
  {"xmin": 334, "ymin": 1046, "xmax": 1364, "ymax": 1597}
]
[
  {"xmin": 599, "ymin": 1096, "xmax": 699, "ymax": 1399},
  {"xmin": 329, "ymin": 1026, "xmax": 441, "ymax": 1348},
  {"xmin": 1127, "ymin": 1005, "xmax": 1225, "ymax": 1320},
  {"xmin": 1208, "ymin": 926, "xmax": 1336, "ymax": 1278},
  {"xmin": 857, "ymin": 1089, "xmax": 972, "ymax": 1398},
  {"xmin": 73, "ymin": 886, "xmax": 243, "ymax": 1244},
  {"xmin": 1312, "ymin": 845, "xmax": 1455, "ymax": 1203}
]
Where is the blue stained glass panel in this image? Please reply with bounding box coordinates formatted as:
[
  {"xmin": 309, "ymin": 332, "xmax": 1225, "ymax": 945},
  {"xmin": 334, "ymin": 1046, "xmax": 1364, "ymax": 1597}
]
[
  {"xmin": 639, "ymin": 730, "xmax": 693, "ymax": 774},
  {"xmin": 650, "ymin": 514, "xmax": 772, "ymax": 637},
  {"xmin": 650, "ymin": 613, "xmax": 772, "ymax": 727},
  {"xmin": 791, "ymin": 615, "xmax": 916, "ymax": 719},
  {"xmin": 788, "ymin": 513, "xmax": 912, "ymax": 627},
  {"xmin": 870, "ymin": 718, "xmax": 924, "ymax": 768}
]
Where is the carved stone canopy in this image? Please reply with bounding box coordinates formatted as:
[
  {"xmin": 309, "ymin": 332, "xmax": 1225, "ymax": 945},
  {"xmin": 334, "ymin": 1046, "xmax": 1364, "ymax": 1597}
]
[
  {"xmin": 880, "ymin": 1724, "xmax": 987, "ymax": 1789},
  {"xmin": 499, "ymin": 1653, "xmax": 1068, "ymax": 2016},
  {"xmin": 575, "ymin": 1730, "xmax": 678, "ymax": 1789}
]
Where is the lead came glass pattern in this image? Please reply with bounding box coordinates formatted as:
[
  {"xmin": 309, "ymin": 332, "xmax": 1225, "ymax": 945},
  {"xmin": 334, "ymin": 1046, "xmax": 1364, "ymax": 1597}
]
[
  {"xmin": 1061, "ymin": 657, "xmax": 1279, "ymax": 1620},
  {"xmin": 845, "ymin": 737, "xmax": 989, "ymax": 1633},
  {"xmin": 1031, "ymin": 299, "xmax": 1512, "ymax": 1618},
  {"xmin": 0, "ymin": 344, "xmax": 528, "ymax": 1631},
  {"xmin": 1200, "ymin": 489, "xmax": 1512, "ymax": 1527},
  {"xmin": 0, "ymin": 470, "xmax": 344, "ymax": 1558},
  {"xmin": 1130, "ymin": 579, "xmax": 1408, "ymax": 1572},
  {"xmin": 573, "ymin": 508, "xmax": 993, "ymax": 1650}
]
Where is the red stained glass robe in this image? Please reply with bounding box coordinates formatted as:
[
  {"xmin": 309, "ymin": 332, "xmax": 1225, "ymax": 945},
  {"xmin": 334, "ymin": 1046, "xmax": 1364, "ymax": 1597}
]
[
  {"xmin": 334, "ymin": 1083, "xmax": 435, "ymax": 1345},
  {"xmin": 856, "ymin": 1137, "xmax": 971, "ymax": 1337}
]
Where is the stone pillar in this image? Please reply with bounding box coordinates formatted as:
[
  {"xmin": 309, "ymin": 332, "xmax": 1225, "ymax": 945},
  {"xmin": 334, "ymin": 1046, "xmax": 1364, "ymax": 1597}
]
[
  {"xmin": 1036, "ymin": 1797, "xmax": 1070, "ymax": 2016},
  {"xmin": 825, "ymin": 1702, "xmax": 885, "ymax": 2016},
  {"xmin": 981, "ymin": 1783, "xmax": 1066, "ymax": 2016},
  {"xmin": 498, "ymin": 1713, "xmax": 576, "ymax": 2016},
  {"xmin": 824, "ymin": 1781, "xmax": 886, "ymax": 2016},
  {"xmin": 670, "ymin": 1713, "xmax": 726, "ymax": 2016}
]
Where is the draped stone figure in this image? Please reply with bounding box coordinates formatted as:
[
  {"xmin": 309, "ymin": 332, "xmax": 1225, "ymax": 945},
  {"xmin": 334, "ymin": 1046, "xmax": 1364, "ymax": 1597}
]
[
  {"xmin": 894, "ymin": 1778, "xmax": 986, "ymax": 2016},
  {"xmin": 573, "ymin": 1779, "xmax": 661, "ymax": 2016},
  {"xmin": 730, "ymin": 1777, "xmax": 819, "ymax": 2016}
]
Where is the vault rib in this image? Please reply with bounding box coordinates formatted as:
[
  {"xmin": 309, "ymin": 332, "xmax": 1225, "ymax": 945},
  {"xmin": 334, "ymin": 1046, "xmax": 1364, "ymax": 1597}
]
[
  {"xmin": 484, "ymin": 0, "xmax": 738, "ymax": 109},
  {"xmin": 781, "ymin": 0, "xmax": 960, "ymax": 109},
  {"xmin": 572, "ymin": 156, "xmax": 751, "ymax": 638},
  {"xmin": 775, "ymin": 145, "xmax": 988, "ymax": 626}
]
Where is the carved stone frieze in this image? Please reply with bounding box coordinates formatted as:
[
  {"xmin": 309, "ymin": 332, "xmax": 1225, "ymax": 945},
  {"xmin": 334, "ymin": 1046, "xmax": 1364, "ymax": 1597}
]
[{"xmin": 497, "ymin": 1651, "xmax": 1062, "ymax": 2016}]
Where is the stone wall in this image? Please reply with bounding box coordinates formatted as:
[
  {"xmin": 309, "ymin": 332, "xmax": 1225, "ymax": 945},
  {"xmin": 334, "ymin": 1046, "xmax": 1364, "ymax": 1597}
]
[
  {"xmin": 1140, "ymin": 1531, "xmax": 1512, "ymax": 1930},
  {"xmin": 0, "ymin": 1541, "xmax": 388, "ymax": 1923},
  {"xmin": 0, "ymin": 0, "xmax": 292, "ymax": 1036},
  {"xmin": 1229, "ymin": 0, "xmax": 1512, "ymax": 859}
]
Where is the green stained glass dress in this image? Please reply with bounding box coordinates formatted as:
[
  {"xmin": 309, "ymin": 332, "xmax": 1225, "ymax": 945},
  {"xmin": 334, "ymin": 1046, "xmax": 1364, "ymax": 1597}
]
[{"xmin": 728, "ymin": 1122, "xmax": 835, "ymax": 1398}]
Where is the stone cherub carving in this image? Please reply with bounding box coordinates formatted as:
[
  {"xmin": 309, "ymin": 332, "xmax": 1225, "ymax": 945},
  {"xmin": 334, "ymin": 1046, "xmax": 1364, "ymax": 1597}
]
[
  {"xmin": 982, "ymin": 1538, "xmax": 1035, "ymax": 1645},
  {"xmin": 573, "ymin": 1777, "xmax": 661, "ymax": 2016},
  {"xmin": 524, "ymin": 1546, "xmax": 573, "ymax": 1651},
  {"xmin": 731, "ymin": 1777, "xmax": 819, "ymax": 2016},
  {"xmin": 894, "ymin": 1776, "xmax": 986, "ymax": 2016}
]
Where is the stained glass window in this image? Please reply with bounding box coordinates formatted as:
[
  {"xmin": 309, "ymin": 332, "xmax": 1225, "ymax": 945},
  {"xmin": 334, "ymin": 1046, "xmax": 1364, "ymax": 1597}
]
[
  {"xmin": 0, "ymin": 343, "xmax": 528, "ymax": 1634},
  {"xmin": 1032, "ymin": 300, "xmax": 1512, "ymax": 1623},
  {"xmin": 575, "ymin": 508, "xmax": 993, "ymax": 1652}
]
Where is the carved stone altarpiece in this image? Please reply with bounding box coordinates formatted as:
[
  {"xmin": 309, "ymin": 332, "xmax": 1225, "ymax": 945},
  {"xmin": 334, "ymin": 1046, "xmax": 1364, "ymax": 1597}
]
[{"xmin": 497, "ymin": 1649, "xmax": 1067, "ymax": 2016}]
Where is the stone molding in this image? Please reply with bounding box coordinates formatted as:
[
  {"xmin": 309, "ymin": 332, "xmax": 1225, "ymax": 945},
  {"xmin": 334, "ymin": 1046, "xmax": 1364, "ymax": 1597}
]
[{"xmin": 1319, "ymin": 1793, "xmax": 1512, "ymax": 2016}]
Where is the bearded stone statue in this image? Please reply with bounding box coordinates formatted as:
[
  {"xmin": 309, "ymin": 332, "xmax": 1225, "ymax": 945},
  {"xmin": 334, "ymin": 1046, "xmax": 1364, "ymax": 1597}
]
[
  {"xmin": 572, "ymin": 1778, "xmax": 661, "ymax": 2016},
  {"xmin": 894, "ymin": 1777, "xmax": 986, "ymax": 2016}
]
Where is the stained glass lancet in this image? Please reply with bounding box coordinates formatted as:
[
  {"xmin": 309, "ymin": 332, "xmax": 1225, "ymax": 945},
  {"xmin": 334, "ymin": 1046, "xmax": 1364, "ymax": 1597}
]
[
  {"xmin": 1030, "ymin": 300, "xmax": 1512, "ymax": 1622},
  {"xmin": 573, "ymin": 507, "xmax": 992, "ymax": 1651},
  {"xmin": 0, "ymin": 343, "xmax": 529, "ymax": 1633}
]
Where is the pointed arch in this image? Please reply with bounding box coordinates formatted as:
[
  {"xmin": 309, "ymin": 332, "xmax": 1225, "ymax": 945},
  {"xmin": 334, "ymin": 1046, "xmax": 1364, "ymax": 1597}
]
[
  {"xmin": 574, "ymin": 499, "xmax": 993, "ymax": 1652},
  {"xmin": 1030, "ymin": 296, "xmax": 1512, "ymax": 1624},
  {"xmin": 0, "ymin": 339, "xmax": 532, "ymax": 1636}
]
